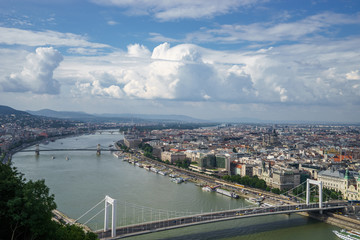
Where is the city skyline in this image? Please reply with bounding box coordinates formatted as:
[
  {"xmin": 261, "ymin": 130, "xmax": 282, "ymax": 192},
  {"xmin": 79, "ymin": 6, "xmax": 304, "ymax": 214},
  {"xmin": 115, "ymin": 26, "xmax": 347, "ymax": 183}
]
[{"xmin": 0, "ymin": 0, "xmax": 360, "ymax": 123}]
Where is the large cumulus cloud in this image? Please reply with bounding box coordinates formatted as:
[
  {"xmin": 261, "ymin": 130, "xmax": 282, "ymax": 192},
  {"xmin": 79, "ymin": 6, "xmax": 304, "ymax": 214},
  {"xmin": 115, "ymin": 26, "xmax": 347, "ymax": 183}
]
[
  {"xmin": 76, "ymin": 43, "xmax": 256, "ymax": 102},
  {"xmin": 0, "ymin": 47, "xmax": 63, "ymax": 94},
  {"xmin": 73, "ymin": 41, "xmax": 360, "ymax": 106}
]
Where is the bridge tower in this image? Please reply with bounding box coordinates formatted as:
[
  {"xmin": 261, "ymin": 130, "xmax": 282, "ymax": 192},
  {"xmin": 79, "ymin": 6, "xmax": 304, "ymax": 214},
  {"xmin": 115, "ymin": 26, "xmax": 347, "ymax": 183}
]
[
  {"xmin": 96, "ymin": 144, "xmax": 101, "ymax": 155},
  {"xmin": 104, "ymin": 195, "xmax": 117, "ymax": 238},
  {"xmin": 35, "ymin": 144, "xmax": 40, "ymax": 156},
  {"xmin": 306, "ymin": 179, "xmax": 323, "ymax": 209}
]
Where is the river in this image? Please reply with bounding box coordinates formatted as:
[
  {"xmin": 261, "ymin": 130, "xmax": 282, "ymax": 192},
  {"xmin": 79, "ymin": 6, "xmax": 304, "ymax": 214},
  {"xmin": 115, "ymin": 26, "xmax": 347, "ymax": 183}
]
[{"xmin": 11, "ymin": 131, "xmax": 340, "ymax": 239}]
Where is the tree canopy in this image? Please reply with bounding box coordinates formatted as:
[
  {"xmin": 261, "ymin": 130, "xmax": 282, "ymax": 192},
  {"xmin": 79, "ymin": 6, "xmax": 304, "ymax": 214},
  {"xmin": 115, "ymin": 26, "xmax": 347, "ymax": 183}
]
[{"xmin": 0, "ymin": 163, "xmax": 98, "ymax": 240}]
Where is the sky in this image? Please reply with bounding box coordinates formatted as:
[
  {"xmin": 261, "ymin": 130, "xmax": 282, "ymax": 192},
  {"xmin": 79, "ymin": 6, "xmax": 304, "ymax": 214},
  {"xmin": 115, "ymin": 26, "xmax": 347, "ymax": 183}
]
[{"xmin": 0, "ymin": 0, "xmax": 359, "ymax": 123}]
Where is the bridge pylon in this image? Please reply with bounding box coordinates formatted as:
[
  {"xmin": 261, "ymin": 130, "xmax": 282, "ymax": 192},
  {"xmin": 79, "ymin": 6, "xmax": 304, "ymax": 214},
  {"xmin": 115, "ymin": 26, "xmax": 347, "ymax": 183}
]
[
  {"xmin": 35, "ymin": 144, "xmax": 40, "ymax": 156},
  {"xmin": 104, "ymin": 195, "xmax": 117, "ymax": 238},
  {"xmin": 96, "ymin": 144, "xmax": 101, "ymax": 155},
  {"xmin": 306, "ymin": 179, "xmax": 323, "ymax": 210}
]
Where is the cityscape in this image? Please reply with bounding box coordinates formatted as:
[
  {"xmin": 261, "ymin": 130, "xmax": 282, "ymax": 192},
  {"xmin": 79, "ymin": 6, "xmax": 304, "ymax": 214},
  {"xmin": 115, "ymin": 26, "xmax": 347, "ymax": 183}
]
[
  {"xmin": 1, "ymin": 105, "xmax": 360, "ymax": 239},
  {"xmin": 1, "ymin": 0, "xmax": 360, "ymax": 239}
]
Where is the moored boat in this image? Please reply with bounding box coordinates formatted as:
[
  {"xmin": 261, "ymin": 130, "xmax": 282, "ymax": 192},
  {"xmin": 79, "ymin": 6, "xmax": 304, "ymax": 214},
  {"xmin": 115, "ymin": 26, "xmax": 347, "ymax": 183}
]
[
  {"xmin": 202, "ymin": 186, "xmax": 215, "ymax": 192},
  {"xmin": 216, "ymin": 188, "xmax": 239, "ymax": 199},
  {"xmin": 333, "ymin": 229, "xmax": 360, "ymax": 240}
]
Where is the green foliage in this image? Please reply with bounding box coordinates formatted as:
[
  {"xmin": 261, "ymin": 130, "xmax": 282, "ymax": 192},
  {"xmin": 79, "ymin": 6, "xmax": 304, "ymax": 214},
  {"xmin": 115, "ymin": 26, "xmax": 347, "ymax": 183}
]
[
  {"xmin": 174, "ymin": 159, "xmax": 191, "ymax": 169},
  {"xmin": 55, "ymin": 225, "xmax": 98, "ymax": 240},
  {"xmin": 139, "ymin": 142, "xmax": 154, "ymax": 159},
  {"xmin": 322, "ymin": 187, "xmax": 343, "ymax": 201},
  {"xmin": 222, "ymin": 175, "xmax": 268, "ymax": 190},
  {"xmin": 138, "ymin": 143, "xmax": 153, "ymax": 153},
  {"xmin": 0, "ymin": 163, "xmax": 98, "ymax": 240},
  {"xmin": 118, "ymin": 144, "xmax": 130, "ymax": 152},
  {"xmin": 271, "ymin": 188, "xmax": 281, "ymax": 194}
]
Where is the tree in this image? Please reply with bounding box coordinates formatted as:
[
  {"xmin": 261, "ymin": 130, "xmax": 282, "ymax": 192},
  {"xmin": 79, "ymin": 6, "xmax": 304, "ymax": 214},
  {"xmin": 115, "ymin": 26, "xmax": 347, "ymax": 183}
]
[{"xmin": 0, "ymin": 163, "xmax": 98, "ymax": 240}]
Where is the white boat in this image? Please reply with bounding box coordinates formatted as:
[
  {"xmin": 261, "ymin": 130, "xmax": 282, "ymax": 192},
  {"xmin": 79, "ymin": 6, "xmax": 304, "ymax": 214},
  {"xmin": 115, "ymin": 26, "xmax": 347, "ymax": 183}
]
[
  {"xmin": 66, "ymin": 156, "xmax": 70, "ymax": 161},
  {"xmin": 171, "ymin": 177, "xmax": 183, "ymax": 184},
  {"xmin": 202, "ymin": 186, "xmax": 215, "ymax": 192},
  {"xmin": 112, "ymin": 152, "xmax": 120, "ymax": 158},
  {"xmin": 216, "ymin": 188, "xmax": 239, "ymax": 199},
  {"xmin": 150, "ymin": 167, "xmax": 159, "ymax": 173},
  {"xmin": 333, "ymin": 229, "xmax": 360, "ymax": 240},
  {"xmin": 135, "ymin": 162, "xmax": 143, "ymax": 168}
]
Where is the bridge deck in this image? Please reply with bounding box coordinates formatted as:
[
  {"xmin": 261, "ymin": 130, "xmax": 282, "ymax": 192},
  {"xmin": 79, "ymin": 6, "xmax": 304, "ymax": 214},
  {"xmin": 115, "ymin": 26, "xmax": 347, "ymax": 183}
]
[
  {"xmin": 19, "ymin": 149, "xmax": 117, "ymax": 152},
  {"xmin": 95, "ymin": 202, "xmax": 346, "ymax": 239}
]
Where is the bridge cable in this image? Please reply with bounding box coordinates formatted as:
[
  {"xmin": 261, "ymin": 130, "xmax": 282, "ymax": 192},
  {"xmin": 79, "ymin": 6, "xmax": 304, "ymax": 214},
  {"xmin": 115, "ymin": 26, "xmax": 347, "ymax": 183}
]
[
  {"xmin": 83, "ymin": 208, "xmax": 105, "ymax": 225},
  {"xmin": 74, "ymin": 198, "xmax": 105, "ymax": 223}
]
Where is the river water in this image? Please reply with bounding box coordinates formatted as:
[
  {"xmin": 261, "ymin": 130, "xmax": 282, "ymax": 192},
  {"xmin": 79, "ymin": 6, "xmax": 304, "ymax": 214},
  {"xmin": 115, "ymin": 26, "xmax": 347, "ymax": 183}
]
[{"xmin": 12, "ymin": 131, "xmax": 340, "ymax": 239}]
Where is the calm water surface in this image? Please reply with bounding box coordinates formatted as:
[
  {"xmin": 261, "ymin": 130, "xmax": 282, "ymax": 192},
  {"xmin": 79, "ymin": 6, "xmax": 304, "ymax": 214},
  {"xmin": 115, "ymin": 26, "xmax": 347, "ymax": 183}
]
[{"xmin": 12, "ymin": 132, "xmax": 340, "ymax": 239}]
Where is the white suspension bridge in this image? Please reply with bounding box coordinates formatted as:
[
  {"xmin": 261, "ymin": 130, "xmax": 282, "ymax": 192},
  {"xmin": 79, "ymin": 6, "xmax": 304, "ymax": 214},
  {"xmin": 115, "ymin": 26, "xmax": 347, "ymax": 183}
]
[{"xmin": 67, "ymin": 179, "xmax": 347, "ymax": 239}]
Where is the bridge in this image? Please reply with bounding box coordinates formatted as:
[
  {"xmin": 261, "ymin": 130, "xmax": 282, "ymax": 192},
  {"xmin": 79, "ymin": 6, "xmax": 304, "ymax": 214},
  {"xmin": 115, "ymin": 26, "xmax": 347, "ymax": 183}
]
[
  {"xmin": 19, "ymin": 144, "xmax": 118, "ymax": 155},
  {"xmin": 70, "ymin": 179, "xmax": 348, "ymax": 239},
  {"xmin": 95, "ymin": 201, "xmax": 345, "ymax": 239}
]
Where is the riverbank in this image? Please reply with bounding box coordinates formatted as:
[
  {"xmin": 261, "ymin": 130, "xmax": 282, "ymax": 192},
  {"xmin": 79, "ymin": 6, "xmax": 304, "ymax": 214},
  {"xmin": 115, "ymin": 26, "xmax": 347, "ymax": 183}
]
[
  {"xmin": 116, "ymin": 148, "xmax": 360, "ymax": 233},
  {"xmin": 52, "ymin": 210, "xmax": 92, "ymax": 232},
  {"xmin": 298, "ymin": 211, "xmax": 360, "ymax": 231}
]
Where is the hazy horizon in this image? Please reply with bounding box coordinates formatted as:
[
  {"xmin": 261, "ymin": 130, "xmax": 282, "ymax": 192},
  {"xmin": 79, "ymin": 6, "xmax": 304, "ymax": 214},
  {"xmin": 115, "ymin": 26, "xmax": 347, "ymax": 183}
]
[{"xmin": 1, "ymin": 0, "xmax": 360, "ymax": 123}]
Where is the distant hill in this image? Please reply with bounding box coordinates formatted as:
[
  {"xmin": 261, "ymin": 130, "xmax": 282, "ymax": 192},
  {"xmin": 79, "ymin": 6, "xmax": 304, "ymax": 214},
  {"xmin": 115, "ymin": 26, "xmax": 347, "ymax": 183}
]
[
  {"xmin": 26, "ymin": 109, "xmax": 207, "ymax": 123},
  {"xmin": 27, "ymin": 109, "xmax": 94, "ymax": 119},
  {"xmin": 0, "ymin": 105, "xmax": 30, "ymax": 116},
  {"xmin": 94, "ymin": 113, "xmax": 207, "ymax": 122}
]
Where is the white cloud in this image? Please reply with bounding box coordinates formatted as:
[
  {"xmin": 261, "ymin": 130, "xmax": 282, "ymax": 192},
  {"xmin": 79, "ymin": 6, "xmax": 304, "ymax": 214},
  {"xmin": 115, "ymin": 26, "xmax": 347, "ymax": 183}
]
[
  {"xmin": 185, "ymin": 12, "xmax": 360, "ymax": 43},
  {"xmin": 107, "ymin": 20, "xmax": 118, "ymax": 25},
  {"xmin": 0, "ymin": 27, "xmax": 109, "ymax": 48},
  {"xmin": 58, "ymin": 40, "xmax": 360, "ymax": 106},
  {"xmin": 127, "ymin": 43, "xmax": 151, "ymax": 57},
  {"xmin": 67, "ymin": 47, "xmax": 102, "ymax": 55},
  {"xmin": 91, "ymin": 0, "xmax": 261, "ymax": 21},
  {"xmin": 0, "ymin": 47, "xmax": 63, "ymax": 94},
  {"xmin": 346, "ymin": 70, "xmax": 360, "ymax": 80}
]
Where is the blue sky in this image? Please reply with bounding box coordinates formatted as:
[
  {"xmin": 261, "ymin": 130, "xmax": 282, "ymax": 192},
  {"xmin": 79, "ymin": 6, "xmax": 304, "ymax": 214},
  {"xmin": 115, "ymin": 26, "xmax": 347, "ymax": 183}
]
[{"xmin": 0, "ymin": 0, "xmax": 360, "ymax": 122}]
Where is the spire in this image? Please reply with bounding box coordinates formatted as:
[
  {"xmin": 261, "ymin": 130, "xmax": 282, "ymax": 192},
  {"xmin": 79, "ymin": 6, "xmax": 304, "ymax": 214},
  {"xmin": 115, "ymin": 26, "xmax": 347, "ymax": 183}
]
[{"xmin": 344, "ymin": 169, "xmax": 350, "ymax": 180}]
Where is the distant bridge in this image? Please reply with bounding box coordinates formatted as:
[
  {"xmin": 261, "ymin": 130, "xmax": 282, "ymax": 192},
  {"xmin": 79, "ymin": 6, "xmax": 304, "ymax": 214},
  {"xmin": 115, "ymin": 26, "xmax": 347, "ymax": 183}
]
[
  {"xmin": 19, "ymin": 148, "xmax": 117, "ymax": 152},
  {"xmin": 19, "ymin": 144, "xmax": 119, "ymax": 155}
]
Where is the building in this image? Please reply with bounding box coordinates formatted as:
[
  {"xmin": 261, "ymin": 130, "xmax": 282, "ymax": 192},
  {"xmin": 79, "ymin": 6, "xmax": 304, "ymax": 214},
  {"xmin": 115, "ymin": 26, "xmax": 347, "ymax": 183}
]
[
  {"xmin": 124, "ymin": 136, "xmax": 141, "ymax": 148},
  {"xmin": 235, "ymin": 164, "xmax": 254, "ymax": 177},
  {"xmin": 271, "ymin": 169, "xmax": 300, "ymax": 191},
  {"xmin": 253, "ymin": 160, "xmax": 300, "ymax": 190},
  {"xmin": 161, "ymin": 151, "xmax": 186, "ymax": 164},
  {"xmin": 317, "ymin": 168, "xmax": 360, "ymax": 200}
]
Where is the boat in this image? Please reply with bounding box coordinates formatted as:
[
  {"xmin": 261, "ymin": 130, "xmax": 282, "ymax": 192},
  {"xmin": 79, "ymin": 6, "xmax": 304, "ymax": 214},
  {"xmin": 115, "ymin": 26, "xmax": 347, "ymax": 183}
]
[
  {"xmin": 66, "ymin": 156, "xmax": 70, "ymax": 161},
  {"xmin": 215, "ymin": 188, "xmax": 239, "ymax": 199},
  {"xmin": 150, "ymin": 167, "xmax": 159, "ymax": 173},
  {"xmin": 333, "ymin": 229, "xmax": 360, "ymax": 240},
  {"xmin": 171, "ymin": 177, "xmax": 183, "ymax": 184},
  {"xmin": 51, "ymin": 155, "xmax": 55, "ymax": 160},
  {"xmin": 202, "ymin": 186, "xmax": 215, "ymax": 192},
  {"xmin": 135, "ymin": 162, "xmax": 143, "ymax": 168},
  {"xmin": 112, "ymin": 152, "xmax": 121, "ymax": 158}
]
